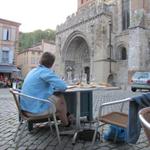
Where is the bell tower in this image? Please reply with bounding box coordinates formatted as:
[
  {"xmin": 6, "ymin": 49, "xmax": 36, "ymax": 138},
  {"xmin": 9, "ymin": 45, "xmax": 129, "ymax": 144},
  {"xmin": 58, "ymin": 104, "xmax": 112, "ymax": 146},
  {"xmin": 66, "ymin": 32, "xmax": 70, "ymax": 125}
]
[
  {"xmin": 131, "ymin": 0, "xmax": 150, "ymax": 13},
  {"xmin": 128, "ymin": 0, "xmax": 150, "ymax": 79},
  {"xmin": 77, "ymin": 0, "xmax": 95, "ymax": 10}
]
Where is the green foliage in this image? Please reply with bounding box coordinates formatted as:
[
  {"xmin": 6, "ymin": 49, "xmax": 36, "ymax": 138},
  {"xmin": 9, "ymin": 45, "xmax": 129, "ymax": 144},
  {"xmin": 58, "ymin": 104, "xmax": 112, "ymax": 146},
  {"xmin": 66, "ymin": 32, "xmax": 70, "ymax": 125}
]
[{"xmin": 19, "ymin": 29, "xmax": 56, "ymax": 51}]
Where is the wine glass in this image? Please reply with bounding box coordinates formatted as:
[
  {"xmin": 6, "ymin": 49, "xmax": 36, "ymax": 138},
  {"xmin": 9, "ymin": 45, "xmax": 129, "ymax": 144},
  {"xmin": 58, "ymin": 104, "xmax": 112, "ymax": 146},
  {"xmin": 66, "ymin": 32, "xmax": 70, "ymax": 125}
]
[
  {"xmin": 73, "ymin": 75, "xmax": 80, "ymax": 85},
  {"xmin": 90, "ymin": 75, "xmax": 95, "ymax": 84},
  {"xmin": 82, "ymin": 73, "xmax": 87, "ymax": 84}
]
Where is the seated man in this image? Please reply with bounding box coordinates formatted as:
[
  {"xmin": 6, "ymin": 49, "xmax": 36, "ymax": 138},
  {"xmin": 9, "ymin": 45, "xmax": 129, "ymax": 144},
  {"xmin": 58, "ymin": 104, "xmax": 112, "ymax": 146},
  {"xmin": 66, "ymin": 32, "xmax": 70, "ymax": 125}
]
[{"xmin": 20, "ymin": 52, "xmax": 70, "ymax": 126}]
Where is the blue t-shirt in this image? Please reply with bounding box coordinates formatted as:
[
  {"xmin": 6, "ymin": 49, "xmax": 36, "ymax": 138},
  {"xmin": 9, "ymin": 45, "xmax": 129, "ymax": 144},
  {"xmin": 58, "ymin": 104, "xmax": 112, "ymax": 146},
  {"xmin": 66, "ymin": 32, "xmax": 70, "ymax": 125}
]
[{"xmin": 20, "ymin": 65, "xmax": 67, "ymax": 113}]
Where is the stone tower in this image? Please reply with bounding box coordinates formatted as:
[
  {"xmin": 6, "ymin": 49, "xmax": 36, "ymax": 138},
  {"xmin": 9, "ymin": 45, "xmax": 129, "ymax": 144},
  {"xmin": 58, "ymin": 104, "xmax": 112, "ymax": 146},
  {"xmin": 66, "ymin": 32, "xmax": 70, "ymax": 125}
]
[
  {"xmin": 77, "ymin": 0, "xmax": 95, "ymax": 9},
  {"xmin": 128, "ymin": 0, "xmax": 150, "ymax": 80}
]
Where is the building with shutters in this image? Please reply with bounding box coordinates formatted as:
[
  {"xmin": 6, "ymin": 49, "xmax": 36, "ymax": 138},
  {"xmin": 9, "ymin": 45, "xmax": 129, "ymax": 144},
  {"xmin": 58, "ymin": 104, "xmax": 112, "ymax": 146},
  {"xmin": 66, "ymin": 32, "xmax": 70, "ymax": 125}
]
[
  {"xmin": 17, "ymin": 40, "xmax": 56, "ymax": 78},
  {"xmin": 0, "ymin": 18, "xmax": 21, "ymax": 87}
]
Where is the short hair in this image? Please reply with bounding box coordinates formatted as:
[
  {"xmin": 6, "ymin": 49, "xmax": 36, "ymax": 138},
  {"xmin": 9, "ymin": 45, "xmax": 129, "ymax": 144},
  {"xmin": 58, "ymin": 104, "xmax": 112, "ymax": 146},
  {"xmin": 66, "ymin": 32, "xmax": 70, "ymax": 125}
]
[{"xmin": 39, "ymin": 52, "xmax": 55, "ymax": 68}]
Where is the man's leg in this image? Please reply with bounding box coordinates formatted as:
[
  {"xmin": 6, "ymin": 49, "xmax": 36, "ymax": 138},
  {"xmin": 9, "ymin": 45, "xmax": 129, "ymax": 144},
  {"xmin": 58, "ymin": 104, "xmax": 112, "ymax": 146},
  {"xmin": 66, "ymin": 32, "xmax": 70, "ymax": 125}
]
[{"xmin": 51, "ymin": 94, "xmax": 69, "ymax": 126}]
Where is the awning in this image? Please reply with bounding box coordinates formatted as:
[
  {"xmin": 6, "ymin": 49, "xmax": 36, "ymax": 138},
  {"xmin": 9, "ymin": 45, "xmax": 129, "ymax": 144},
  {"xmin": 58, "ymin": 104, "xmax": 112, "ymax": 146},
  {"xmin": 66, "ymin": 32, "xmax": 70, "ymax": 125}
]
[{"xmin": 0, "ymin": 65, "xmax": 20, "ymax": 73}]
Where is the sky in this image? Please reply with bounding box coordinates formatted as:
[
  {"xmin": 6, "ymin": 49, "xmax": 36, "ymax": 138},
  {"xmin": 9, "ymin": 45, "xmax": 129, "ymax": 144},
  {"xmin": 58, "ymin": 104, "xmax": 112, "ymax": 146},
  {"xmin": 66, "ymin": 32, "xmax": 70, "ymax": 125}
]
[{"xmin": 0, "ymin": 0, "xmax": 77, "ymax": 32}]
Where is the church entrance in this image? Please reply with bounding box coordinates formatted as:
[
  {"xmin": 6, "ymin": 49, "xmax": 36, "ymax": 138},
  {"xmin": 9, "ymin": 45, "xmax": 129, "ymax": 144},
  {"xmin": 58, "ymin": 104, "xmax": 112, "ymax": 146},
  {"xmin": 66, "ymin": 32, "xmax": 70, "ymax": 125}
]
[{"xmin": 64, "ymin": 36, "xmax": 90, "ymax": 83}]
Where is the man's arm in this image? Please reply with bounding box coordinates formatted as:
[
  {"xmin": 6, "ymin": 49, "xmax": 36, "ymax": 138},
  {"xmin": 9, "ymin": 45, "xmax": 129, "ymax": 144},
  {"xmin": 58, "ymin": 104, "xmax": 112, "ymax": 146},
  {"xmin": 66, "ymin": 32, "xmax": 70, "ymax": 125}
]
[{"xmin": 40, "ymin": 69, "xmax": 68, "ymax": 91}]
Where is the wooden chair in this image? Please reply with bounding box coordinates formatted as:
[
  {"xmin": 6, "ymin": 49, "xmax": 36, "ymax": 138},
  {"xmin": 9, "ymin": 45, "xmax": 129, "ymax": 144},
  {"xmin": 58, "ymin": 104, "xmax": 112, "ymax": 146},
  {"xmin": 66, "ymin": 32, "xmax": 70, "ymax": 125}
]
[
  {"xmin": 139, "ymin": 107, "xmax": 150, "ymax": 143},
  {"xmin": 9, "ymin": 88, "xmax": 61, "ymax": 149},
  {"xmin": 91, "ymin": 98, "xmax": 131, "ymax": 146}
]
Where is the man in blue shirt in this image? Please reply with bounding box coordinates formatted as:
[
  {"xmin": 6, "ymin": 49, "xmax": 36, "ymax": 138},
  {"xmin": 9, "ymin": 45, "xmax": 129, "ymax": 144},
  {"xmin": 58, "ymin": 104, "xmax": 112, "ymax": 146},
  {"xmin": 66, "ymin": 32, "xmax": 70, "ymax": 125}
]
[{"xmin": 20, "ymin": 52, "xmax": 70, "ymax": 126}]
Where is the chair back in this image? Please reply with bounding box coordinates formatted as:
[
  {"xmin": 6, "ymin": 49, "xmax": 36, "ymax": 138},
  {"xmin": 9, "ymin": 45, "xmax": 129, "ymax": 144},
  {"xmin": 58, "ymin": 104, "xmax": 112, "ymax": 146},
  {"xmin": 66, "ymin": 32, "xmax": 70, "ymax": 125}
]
[
  {"xmin": 10, "ymin": 88, "xmax": 22, "ymax": 117},
  {"xmin": 139, "ymin": 107, "xmax": 150, "ymax": 143},
  {"xmin": 9, "ymin": 88, "xmax": 56, "ymax": 117}
]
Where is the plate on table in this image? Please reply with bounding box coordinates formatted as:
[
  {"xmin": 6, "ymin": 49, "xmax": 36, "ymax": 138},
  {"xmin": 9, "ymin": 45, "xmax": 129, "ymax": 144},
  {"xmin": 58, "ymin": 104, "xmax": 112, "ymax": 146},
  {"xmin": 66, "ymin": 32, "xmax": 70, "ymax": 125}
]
[{"xmin": 67, "ymin": 85, "xmax": 77, "ymax": 89}]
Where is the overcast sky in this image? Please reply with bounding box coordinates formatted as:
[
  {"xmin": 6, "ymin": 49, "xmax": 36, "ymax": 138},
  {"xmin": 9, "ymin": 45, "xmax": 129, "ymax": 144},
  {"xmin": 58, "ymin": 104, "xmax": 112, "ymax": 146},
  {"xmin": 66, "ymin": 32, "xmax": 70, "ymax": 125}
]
[{"xmin": 0, "ymin": 0, "xmax": 77, "ymax": 32}]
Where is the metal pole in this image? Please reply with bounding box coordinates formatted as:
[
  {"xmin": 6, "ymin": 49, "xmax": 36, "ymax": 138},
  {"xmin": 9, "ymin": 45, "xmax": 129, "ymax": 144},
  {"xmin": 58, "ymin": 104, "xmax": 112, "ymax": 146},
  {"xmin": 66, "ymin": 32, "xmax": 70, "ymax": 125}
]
[{"xmin": 109, "ymin": 20, "xmax": 112, "ymax": 74}]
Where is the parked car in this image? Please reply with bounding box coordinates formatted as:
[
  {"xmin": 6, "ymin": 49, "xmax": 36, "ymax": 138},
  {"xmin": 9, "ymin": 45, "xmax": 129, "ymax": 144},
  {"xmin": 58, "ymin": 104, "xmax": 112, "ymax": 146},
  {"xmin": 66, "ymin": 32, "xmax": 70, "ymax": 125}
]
[{"xmin": 131, "ymin": 72, "xmax": 150, "ymax": 92}]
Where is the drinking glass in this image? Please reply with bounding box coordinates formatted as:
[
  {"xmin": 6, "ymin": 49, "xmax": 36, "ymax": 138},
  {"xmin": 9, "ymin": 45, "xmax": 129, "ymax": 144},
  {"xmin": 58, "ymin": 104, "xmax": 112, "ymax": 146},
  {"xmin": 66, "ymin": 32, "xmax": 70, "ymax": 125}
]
[
  {"xmin": 82, "ymin": 73, "xmax": 87, "ymax": 84},
  {"xmin": 12, "ymin": 82, "xmax": 17, "ymax": 89},
  {"xmin": 90, "ymin": 75, "xmax": 95, "ymax": 84},
  {"xmin": 73, "ymin": 75, "xmax": 80, "ymax": 84}
]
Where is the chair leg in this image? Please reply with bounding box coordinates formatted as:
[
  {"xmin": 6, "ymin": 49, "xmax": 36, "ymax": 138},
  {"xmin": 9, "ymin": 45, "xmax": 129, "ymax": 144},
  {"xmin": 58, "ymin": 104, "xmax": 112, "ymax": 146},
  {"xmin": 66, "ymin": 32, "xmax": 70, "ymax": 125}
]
[
  {"xmin": 14, "ymin": 122, "xmax": 22, "ymax": 142},
  {"xmin": 27, "ymin": 121, "xmax": 33, "ymax": 131},
  {"xmin": 91, "ymin": 123, "xmax": 105, "ymax": 148},
  {"xmin": 113, "ymin": 129, "xmax": 118, "ymax": 143},
  {"xmin": 48, "ymin": 117, "xmax": 54, "ymax": 134},
  {"xmin": 91, "ymin": 122, "xmax": 99, "ymax": 147},
  {"xmin": 15, "ymin": 122, "xmax": 27, "ymax": 149},
  {"xmin": 100, "ymin": 125, "xmax": 105, "ymax": 143},
  {"xmin": 52, "ymin": 113, "xmax": 61, "ymax": 144}
]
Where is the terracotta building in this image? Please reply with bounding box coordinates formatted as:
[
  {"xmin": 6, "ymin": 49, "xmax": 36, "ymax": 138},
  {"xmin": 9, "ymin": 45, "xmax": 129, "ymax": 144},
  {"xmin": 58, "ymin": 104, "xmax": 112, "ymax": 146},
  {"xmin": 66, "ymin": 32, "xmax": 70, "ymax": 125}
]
[
  {"xmin": 0, "ymin": 18, "xmax": 21, "ymax": 87},
  {"xmin": 17, "ymin": 40, "xmax": 56, "ymax": 78},
  {"xmin": 55, "ymin": 0, "xmax": 150, "ymax": 87}
]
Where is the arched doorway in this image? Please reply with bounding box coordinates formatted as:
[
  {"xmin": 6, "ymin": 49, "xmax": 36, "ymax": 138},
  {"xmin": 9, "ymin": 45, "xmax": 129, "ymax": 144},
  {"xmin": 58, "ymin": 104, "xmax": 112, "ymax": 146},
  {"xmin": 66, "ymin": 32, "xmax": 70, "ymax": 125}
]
[
  {"xmin": 107, "ymin": 73, "xmax": 117, "ymax": 86},
  {"xmin": 63, "ymin": 36, "xmax": 90, "ymax": 83},
  {"xmin": 116, "ymin": 44, "xmax": 128, "ymax": 86}
]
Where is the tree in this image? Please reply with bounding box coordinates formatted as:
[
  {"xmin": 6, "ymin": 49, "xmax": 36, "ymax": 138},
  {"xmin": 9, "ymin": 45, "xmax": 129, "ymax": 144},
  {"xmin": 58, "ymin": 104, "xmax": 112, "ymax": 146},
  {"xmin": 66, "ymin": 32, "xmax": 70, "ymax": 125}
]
[{"xmin": 18, "ymin": 29, "xmax": 56, "ymax": 51}]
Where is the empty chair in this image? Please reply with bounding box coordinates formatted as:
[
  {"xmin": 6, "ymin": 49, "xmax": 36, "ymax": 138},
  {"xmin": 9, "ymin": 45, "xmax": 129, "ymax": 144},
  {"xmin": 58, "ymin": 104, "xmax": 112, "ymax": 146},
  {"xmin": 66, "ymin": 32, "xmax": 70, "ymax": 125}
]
[
  {"xmin": 9, "ymin": 88, "xmax": 61, "ymax": 149},
  {"xmin": 139, "ymin": 107, "xmax": 150, "ymax": 143},
  {"xmin": 92, "ymin": 98, "xmax": 131, "ymax": 146}
]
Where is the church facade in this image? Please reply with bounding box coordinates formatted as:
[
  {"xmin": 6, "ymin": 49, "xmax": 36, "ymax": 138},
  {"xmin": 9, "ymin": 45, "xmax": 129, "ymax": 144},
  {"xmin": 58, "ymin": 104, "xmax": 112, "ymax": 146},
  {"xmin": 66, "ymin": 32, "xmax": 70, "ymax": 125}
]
[{"xmin": 55, "ymin": 0, "xmax": 150, "ymax": 87}]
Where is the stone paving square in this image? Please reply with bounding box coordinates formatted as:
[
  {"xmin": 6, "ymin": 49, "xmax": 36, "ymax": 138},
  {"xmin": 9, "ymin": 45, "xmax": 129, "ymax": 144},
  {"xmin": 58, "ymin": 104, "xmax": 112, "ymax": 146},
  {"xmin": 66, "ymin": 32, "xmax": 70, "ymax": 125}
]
[{"xmin": 0, "ymin": 88, "xmax": 150, "ymax": 150}]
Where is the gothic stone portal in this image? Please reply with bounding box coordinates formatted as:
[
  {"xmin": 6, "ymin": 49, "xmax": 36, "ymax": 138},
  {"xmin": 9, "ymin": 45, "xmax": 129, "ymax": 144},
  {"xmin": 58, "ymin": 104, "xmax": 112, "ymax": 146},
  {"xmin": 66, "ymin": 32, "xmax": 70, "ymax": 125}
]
[{"xmin": 64, "ymin": 36, "xmax": 90, "ymax": 83}]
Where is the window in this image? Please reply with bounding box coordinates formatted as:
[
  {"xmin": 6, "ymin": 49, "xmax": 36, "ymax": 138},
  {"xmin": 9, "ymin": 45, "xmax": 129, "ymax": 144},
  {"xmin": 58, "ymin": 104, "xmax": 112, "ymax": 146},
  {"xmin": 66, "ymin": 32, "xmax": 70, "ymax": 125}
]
[
  {"xmin": 122, "ymin": 0, "xmax": 130, "ymax": 30},
  {"xmin": 2, "ymin": 51, "xmax": 9, "ymax": 63},
  {"xmin": 31, "ymin": 57, "xmax": 36, "ymax": 64},
  {"xmin": 133, "ymin": 72, "xmax": 149, "ymax": 79},
  {"xmin": 3, "ymin": 28, "xmax": 10, "ymax": 40},
  {"xmin": 120, "ymin": 47, "xmax": 127, "ymax": 60},
  {"xmin": 81, "ymin": 0, "xmax": 84, "ymax": 4}
]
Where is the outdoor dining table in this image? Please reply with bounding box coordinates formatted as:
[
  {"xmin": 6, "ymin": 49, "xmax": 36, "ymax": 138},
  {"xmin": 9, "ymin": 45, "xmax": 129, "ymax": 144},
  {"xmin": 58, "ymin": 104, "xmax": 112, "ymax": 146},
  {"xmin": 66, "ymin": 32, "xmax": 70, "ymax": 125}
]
[{"xmin": 62, "ymin": 85, "xmax": 101, "ymax": 144}]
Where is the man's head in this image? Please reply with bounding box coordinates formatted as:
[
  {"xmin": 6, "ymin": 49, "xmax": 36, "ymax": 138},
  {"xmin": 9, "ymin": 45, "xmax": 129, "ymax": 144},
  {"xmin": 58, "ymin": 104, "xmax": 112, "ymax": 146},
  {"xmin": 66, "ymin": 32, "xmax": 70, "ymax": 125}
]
[{"xmin": 39, "ymin": 52, "xmax": 55, "ymax": 68}]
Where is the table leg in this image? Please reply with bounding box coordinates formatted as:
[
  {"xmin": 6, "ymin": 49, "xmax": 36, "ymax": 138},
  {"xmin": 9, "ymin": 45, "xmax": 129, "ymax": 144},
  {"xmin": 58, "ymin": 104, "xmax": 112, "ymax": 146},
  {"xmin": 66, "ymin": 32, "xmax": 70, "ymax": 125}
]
[
  {"xmin": 76, "ymin": 91, "xmax": 81, "ymax": 129},
  {"xmin": 71, "ymin": 91, "xmax": 81, "ymax": 145},
  {"xmin": 72, "ymin": 132, "xmax": 78, "ymax": 145}
]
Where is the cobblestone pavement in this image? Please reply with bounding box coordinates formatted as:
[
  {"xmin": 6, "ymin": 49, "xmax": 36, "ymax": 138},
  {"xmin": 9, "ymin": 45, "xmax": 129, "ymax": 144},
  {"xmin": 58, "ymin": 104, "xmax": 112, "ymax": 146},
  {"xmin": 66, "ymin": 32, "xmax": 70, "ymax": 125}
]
[{"xmin": 0, "ymin": 88, "xmax": 150, "ymax": 150}]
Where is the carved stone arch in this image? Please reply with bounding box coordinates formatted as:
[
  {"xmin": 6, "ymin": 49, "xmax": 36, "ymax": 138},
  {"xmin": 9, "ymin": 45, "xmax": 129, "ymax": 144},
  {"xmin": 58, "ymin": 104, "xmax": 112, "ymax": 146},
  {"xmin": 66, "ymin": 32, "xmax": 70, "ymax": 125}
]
[
  {"xmin": 107, "ymin": 73, "xmax": 117, "ymax": 86},
  {"xmin": 62, "ymin": 30, "xmax": 91, "ymax": 81},
  {"xmin": 62, "ymin": 30, "xmax": 91, "ymax": 60}
]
